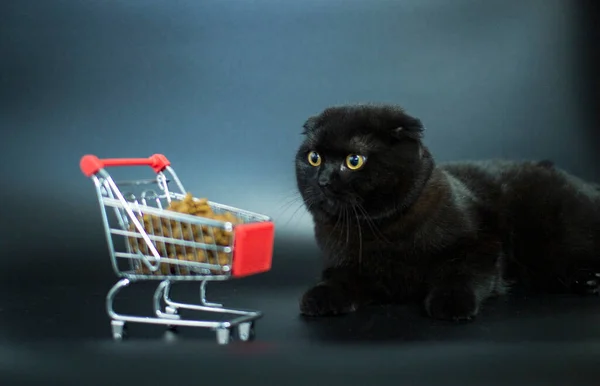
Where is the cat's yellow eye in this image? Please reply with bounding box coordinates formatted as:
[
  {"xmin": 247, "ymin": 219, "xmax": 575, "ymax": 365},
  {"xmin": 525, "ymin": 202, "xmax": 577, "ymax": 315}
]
[
  {"xmin": 307, "ymin": 151, "xmax": 321, "ymax": 167},
  {"xmin": 345, "ymin": 154, "xmax": 366, "ymax": 170}
]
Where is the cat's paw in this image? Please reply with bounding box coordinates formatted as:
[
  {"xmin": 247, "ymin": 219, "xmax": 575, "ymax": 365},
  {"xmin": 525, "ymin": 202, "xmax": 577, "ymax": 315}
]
[
  {"xmin": 299, "ymin": 283, "xmax": 356, "ymax": 317},
  {"xmin": 571, "ymin": 270, "xmax": 600, "ymax": 295},
  {"xmin": 424, "ymin": 287, "xmax": 479, "ymax": 322}
]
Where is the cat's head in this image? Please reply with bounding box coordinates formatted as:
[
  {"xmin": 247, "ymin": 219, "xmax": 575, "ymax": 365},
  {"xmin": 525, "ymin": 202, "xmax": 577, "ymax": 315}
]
[{"xmin": 295, "ymin": 103, "xmax": 433, "ymax": 220}]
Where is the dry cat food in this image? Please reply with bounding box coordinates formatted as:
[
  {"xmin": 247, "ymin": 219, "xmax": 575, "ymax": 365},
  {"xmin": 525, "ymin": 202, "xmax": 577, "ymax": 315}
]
[{"xmin": 127, "ymin": 193, "xmax": 242, "ymax": 275}]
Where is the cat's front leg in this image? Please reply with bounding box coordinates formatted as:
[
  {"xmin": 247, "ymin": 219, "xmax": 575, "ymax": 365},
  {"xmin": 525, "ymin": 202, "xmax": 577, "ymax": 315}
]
[
  {"xmin": 424, "ymin": 280, "xmax": 482, "ymax": 321},
  {"xmin": 424, "ymin": 243, "xmax": 504, "ymax": 321},
  {"xmin": 299, "ymin": 266, "xmax": 369, "ymax": 316},
  {"xmin": 299, "ymin": 282, "xmax": 357, "ymax": 316}
]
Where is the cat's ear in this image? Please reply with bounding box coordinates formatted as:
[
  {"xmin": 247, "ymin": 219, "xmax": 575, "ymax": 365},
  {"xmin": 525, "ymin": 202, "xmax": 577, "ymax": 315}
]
[
  {"xmin": 391, "ymin": 116, "xmax": 425, "ymax": 141},
  {"xmin": 301, "ymin": 116, "xmax": 319, "ymax": 135}
]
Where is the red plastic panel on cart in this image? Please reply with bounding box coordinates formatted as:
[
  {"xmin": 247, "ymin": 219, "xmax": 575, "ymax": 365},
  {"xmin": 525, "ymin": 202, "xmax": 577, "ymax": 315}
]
[{"xmin": 231, "ymin": 221, "xmax": 275, "ymax": 278}]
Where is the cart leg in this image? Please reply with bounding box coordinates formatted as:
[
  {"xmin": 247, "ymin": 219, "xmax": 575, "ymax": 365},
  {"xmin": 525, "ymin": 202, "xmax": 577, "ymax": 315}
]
[
  {"xmin": 107, "ymin": 278, "xmax": 131, "ymax": 320},
  {"xmin": 163, "ymin": 282, "xmax": 179, "ymax": 316},
  {"xmin": 215, "ymin": 328, "xmax": 231, "ymax": 345},
  {"xmin": 200, "ymin": 281, "xmax": 222, "ymax": 308},
  {"xmin": 161, "ymin": 281, "xmax": 179, "ymax": 331},
  {"xmin": 111, "ymin": 320, "xmax": 126, "ymax": 340},
  {"xmin": 153, "ymin": 280, "xmax": 180, "ymax": 321},
  {"xmin": 237, "ymin": 322, "xmax": 256, "ymax": 342}
]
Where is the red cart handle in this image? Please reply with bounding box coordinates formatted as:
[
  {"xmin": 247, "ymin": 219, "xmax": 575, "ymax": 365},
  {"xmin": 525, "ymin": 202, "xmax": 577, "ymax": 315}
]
[{"xmin": 80, "ymin": 154, "xmax": 171, "ymax": 177}]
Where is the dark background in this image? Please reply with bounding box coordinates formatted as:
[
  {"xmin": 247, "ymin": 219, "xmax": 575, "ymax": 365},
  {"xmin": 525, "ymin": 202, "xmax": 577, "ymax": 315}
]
[{"xmin": 1, "ymin": 0, "xmax": 599, "ymax": 385}]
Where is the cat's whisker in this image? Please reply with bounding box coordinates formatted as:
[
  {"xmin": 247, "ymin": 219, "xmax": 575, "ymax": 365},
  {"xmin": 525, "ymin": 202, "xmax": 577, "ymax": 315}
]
[
  {"xmin": 282, "ymin": 200, "xmax": 308, "ymax": 227},
  {"xmin": 276, "ymin": 191, "xmax": 314, "ymax": 230},
  {"xmin": 356, "ymin": 203, "xmax": 392, "ymax": 246},
  {"xmin": 324, "ymin": 203, "xmax": 345, "ymax": 253},
  {"xmin": 277, "ymin": 205, "xmax": 305, "ymax": 229},
  {"xmin": 272, "ymin": 195, "xmax": 306, "ymax": 227},
  {"xmin": 276, "ymin": 199, "xmax": 301, "ymax": 219},
  {"xmin": 276, "ymin": 192, "xmax": 303, "ymax": 213},
  {"xmin": 357, "ymin": 204, "xmax": 383, "ymax": 241},
  {"xmin": 352, "ymin": 205, "xmax": 364, "ymax": 267},
  {"xmin": 294, "ymin": 199, "xmax": 314, "ymax": 229},
  {"xmin": 274, "ymin": 198, "xmax": 303, "ymax": 224},
  {"xmin": 344, "ymin": 206, "xmax": 351, "ymax": 248},
  {"xmin": 278, "ymin": 192, "xmax": 300, "ymax": 205}
]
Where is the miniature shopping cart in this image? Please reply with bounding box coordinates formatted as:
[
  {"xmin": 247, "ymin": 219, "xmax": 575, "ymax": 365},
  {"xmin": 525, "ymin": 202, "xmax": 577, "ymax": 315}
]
[{"xmin": 80, "ymin": 154, "xmax": 275, "ymax": 344}]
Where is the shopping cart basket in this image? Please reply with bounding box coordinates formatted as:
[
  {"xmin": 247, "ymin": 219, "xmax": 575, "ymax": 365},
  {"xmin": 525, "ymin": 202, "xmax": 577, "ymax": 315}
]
[{"xmin": 80, "ymin": 154, "xmax": 275, "ymax": 344}]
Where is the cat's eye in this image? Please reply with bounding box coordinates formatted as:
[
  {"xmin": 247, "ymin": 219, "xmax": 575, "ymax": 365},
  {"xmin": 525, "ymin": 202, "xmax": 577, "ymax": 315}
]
[
  {"xmin": 345, "ymin": 154, "xmax": 366, "ymax": 170},
  {"xmin": 307, "ymin": 151, "xmax": 321, "ymax": 167}
]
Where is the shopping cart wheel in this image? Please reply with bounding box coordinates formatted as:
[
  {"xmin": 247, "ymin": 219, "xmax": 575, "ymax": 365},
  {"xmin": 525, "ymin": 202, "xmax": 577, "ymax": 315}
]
[
  {"xmin": 215, "ymin": 327, "xmax": 231, "ymax": 345},
  {"xmin": 166, "ymin": 324, "xmax": 178, "ymax": 332},
  {"xmin": 236, "ymin": 322, "xmax": 256, "ymax": 342},
  {"xmin": 111, "ymin": 320, "xmax": 127, "ymax": 340}
]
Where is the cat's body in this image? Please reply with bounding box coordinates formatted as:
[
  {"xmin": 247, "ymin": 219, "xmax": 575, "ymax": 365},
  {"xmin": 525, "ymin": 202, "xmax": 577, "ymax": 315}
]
[{"xmin": 295, "ymin": 104, "xmax": 600, "ymax": 321}]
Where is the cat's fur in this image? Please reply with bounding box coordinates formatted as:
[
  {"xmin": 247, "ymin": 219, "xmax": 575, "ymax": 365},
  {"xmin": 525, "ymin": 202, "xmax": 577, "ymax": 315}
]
[{"xmin": 295, "ymin": 103, "xmax": 600, "ymax": 321}]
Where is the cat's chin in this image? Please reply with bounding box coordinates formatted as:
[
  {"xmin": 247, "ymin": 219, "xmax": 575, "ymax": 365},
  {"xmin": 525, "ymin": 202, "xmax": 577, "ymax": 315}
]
[
  {"xmin": 316, "ymin": 200, "xmax": 343, "ymax": 216},
  {"xmin": 309, "ymin": 197, "xmax": 348, "ymax": 217},
  {"xmin": 305, "ymin": 192, "xmax": 399, "ymax": 220},
  {"xmin": 322, "ymin": 200, "xmax": 403, "ymax": 222}
]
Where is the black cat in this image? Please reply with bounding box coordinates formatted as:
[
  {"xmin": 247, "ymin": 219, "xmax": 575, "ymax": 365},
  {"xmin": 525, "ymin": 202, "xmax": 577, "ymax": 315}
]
[{"xmin": 295, "ymin": 103, "xmax": 600, "ymax": 321}]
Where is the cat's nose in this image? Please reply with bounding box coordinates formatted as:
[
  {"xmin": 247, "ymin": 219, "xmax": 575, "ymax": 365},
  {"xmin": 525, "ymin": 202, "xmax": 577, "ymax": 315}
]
[{"xmin": 318, "ymin": 178, "xmax": 330, "ymax": 188}]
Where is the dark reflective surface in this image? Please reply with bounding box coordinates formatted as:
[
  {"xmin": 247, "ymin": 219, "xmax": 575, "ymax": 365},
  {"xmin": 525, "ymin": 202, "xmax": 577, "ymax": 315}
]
[{"xmin": 2, "ymin": 239, "xmax": 600, "ymax": 385}]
